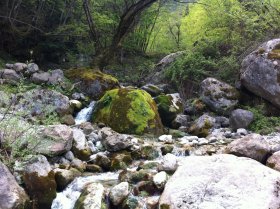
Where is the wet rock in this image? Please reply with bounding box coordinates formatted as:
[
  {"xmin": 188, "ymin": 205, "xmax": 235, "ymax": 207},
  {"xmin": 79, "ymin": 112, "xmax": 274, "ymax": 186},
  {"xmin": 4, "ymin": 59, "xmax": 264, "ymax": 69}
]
[
  {"xmin": 161, "ymin": 145, "xmax": 174, "ymax": 155},
  {"xmin": 0, "ymin": 161, "xmax": 30, "ymax": 209},
  {"xmin": 241, "ymin": 39, "xmax": 280, "ymax": 108},
  {"xmin": 159, "ymin": 154, "xmax": 280, "ymax": 209},
  {"xmin": 229, "ymin": 109, "xmax": 254, "ymax": 130},
  {"xmin": 137, "ymin": 161, "xmax": 160, "ymax": 171},
  {"xmin": 153, "ymin": 171, "xmax": 168, "ymax": 190},
  {"xmin": 70, "ymin": 99, "xmax": 83, "ymax": 110},
  {"xmin": 140, "ymin": 144, "xmax": 160, "ymax": 160},
  {"xmin": 22, "ymin": 155, "xmax": 56, "ymax": 209},
  {"xmin": 86, "ymin": 164, "xmax": 102, "ymax": 173},
  {"xmin": 121, "ymin": 195, "xmax": 140, "ymax": 209},
  {"xmin": 225, "ymin": 134, "xmax": 271, "ymax": 163},
  {"xmin": 110, "ymin": 182, "xmax": 129, "ymax": 206},
  {"xmin": 200, "ymin": 77, "xmax": 239, "ymax": 115},
  {"xmin": 266, "ymin": 151, "xmax": 280, "ymax": 172},
  {"xmin": 99, "ymin": 127, "xmax": 133, "ymax": 152},
  {"xmin": 74, "ymin": 183, "xmax": 104, "ymax": 209},
  {"xmin": 119, "ymin": 170, "xmax": 153, "ymax": 184},
  {"xmin": 93, "ymin": 88, "xmax": 164, "ymax": 135},
  {"xmin": 36, "ymin": 125, "xmax": 73, "ymax": 157},
  {"xmin": 72, "ymin": 128, "xmax": 92, "ymax": 161},
  {"xmin": 93, "ymin": 153, "xmax": 111, "ymax": 171},
  {"xmin": 110, "ymin": 152, "xmax": 133, "ymax": 171},
  {"xmin": 154, "ymin": 93, "xmax": 183, "ymax": 127},
  {"xmin": 71, "ymin": 158, "xmax": 86, "ymax": 172},
  {"xmin": 65, "ymin": 68, "xmax": 119, "ymax": 100},
  {"xmin": 54, "ymin": 168, "xmax": 81, "ymax": 190},
  {"xmin": 189, "ymin": 114, "xmax": 216, "ymax": 137},
  {"xmin": 158, "ymin": 153, "xmax": 178, "ymax": 173}
]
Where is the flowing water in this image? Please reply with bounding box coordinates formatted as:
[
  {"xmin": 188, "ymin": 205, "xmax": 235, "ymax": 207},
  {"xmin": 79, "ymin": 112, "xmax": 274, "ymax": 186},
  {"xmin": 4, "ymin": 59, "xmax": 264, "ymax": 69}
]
[
  {"xmin": 51, "ymin": 172, "xmax": 119, "ymax": 209},
  {"xmin": 75, "ymin": 101, "xmax": 96, "ymax": 125}
]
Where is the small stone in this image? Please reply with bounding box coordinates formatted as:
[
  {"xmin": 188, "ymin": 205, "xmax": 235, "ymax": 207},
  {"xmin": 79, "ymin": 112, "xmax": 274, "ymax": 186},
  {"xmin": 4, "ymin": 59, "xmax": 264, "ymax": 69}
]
[
  {"xmin": 237, "ymin": 128, "xmax": 248, "ymax": 135},
  {"xmin": 158, "ymin": 135, "xmax": 173, "ymax": 143},
  {"xmin": 158, "ymin": 153, "xmax": 178, "ymax": 173},
  {"xmin": 110, "ymin": 182, "xmax": 129, "ymax": 206},
  {"xmin": 153, "ymin": 171, "xmax": 168, "ymax": 190},
  {"xmin": 71, "ymin": 158, "xmax": 86, "ymax": 172}
]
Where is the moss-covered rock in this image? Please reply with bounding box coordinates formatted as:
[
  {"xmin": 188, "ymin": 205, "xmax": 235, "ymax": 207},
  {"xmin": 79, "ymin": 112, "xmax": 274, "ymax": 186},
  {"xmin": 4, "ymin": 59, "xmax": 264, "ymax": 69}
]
[
  {"xmin": 65, "ymin": 68, "xmax": 119, "ymax": 100},
  {"xmin": 154, "ymin": 93, "xmax": 183, "ymax": 127},
  {"xmin": 189, "ymin": 114, "xmax": 215, "ymax": 137},
  {"xmin": 93, "ymin": 88, "xmax": 164, "ymax": 135}
]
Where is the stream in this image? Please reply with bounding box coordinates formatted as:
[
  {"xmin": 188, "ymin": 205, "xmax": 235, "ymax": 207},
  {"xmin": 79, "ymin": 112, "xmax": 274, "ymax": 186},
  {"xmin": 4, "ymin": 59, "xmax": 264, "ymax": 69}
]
[{"xmin": 74, "ymin": 101, "xmax": 96, "ymax": 125}]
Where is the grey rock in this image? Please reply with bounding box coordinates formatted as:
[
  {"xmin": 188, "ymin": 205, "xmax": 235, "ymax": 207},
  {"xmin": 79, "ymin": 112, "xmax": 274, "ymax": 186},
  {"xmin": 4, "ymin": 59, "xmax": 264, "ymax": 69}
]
[
  {"xmin": 26, "ymin": 63, "xmax": 39, "ymax": 74},
  {"xmin": 229, "ymin": 109, "xmax": 254, "ymax": 130},
  {"xmin": 31, "ymin": 72, "xmax": 51, "ymax": 84},
  {"xmin": 109, "ymin": 182, "xmax": 129, "ymax": 206},
  {"xmin": 13, "ymin": 63, "xmax": 27, "ymax": 72},
  {"xmin": 189, "ymin": 114, "xmax": 216, "ymax": 137},
  {"xmin": 2, "ymin": 69, "xmax": 21, "ymax": 81}
]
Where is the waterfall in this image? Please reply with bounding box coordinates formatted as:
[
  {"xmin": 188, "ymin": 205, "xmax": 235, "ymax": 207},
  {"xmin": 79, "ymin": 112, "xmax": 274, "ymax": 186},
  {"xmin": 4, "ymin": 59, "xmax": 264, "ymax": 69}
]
[{"xmin": 75, "ymin": 101, "xmax": 96, "ymax": 125}]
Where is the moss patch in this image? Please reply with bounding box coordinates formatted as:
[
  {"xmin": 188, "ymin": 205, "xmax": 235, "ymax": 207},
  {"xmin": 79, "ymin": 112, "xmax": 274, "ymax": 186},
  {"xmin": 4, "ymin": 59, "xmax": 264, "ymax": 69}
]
[
  {"xmin": 93, "ymin": 88, "xmax": 163, "ymax": 135},
  {"xmin": 268, "ymin": 49, "xmax": 280, "ymax": 60}
]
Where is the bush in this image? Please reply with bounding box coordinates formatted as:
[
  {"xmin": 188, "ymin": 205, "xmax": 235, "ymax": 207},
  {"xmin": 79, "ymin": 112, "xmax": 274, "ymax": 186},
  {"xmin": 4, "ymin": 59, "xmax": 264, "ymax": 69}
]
[{"xmin": 245, "ymin": 105, "xmax": 280, "ymax": 134}]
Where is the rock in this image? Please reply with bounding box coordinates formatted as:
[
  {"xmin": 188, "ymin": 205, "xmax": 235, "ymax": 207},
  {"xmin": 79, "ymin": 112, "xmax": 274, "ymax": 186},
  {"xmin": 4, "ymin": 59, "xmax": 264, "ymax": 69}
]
[
  {"xmin": 1, "ymin": 69, "xmax": 21, "ymax": 81},
  {"xmin": 72, "ymin": 128, "xmax": 92, "ymax": 161},
  {"xmin": 36, "ymin": 125, "xmax": 73, "ymax": 157},
  {"xmin": 170, "ymin": 114, "xmax": 189, "ymax": 129},
  {"xmin": 93, "ymin": 88, "xmax": 164, "ymax": 135},
  {"xmin": 158, "ymin": 153, "xmax": 178, "ymax": 173},
  {"xmin": 140, "ymin": 144, "xmax": 160, "ymax": 160},
  {"xmin": 26, "ymin": 63, "xmax": 39, "ymax": 74},
  {"xmin": 70, "ymin": 99, "xmax": 83, "ymax": 110},
  {"xmin": 200, "ymin": 77, "xmax": 239, "ymax": 114},
  {"xmin": 16, "ymin": 89, "xmax": 71, "ymax": 117},
  {"xmin": 119, "ymin": 170, "xmax": 153, "ymax": 184},
  {"xmin": 154, "ymin": 93, "xmax": 183, "ymax": 127},
  {"xmin": 159, "ymin": 154, "xmax": 280, "ymax": 209},
  {"xmin": 31, "ymin": 72, "xmax": 51, "ymax": 84},
  {"xmin": 0, "ymin": 161, "xmax": 30, "ymax": 209},
  {"xmin": 64, "ymin": 151, "xmax": 75, "ymax": 161},
  {"xmin": 133, "ymin": 181, "xmax": 158, "ymax": 196},
  {"xmin": 214, "ymin": 116, "xmax": 230, "ymax": 128},
  {"xmin": 99, "ymin": 127, "xmax": 133, "ymax": 152},
  {"xmin": 189, "ymin": 114, "xmax": 216, "ymax": 137},
  {"xmin": 237, "ymin": 128, "xmax": 248, "ymax": 136},
  {"xmin": 241, "ymin": 39, "xmax": 280, "ymax": 108},
  {"xmin": 153, "ymin": 171, "xmax": 168, "ymax": 190},
  {"xmin": 184, "ymin": 99, "xmax": 206, "ymax": 116},
  {"xmin": 121, "ymin": 195, "xmax": 140, "ymax": 209},
  {"xmin": 141, "ymin": 84, "xmax": 164, "ymax": 97},
  {"xmin": 146, "ymin": 196, "xmax": 160, "ymax": 209},
  {"xmin": 86, "ymin": 164, "xmax": 102, "ymax": 173},
  {"xmin": 266, "ymin": 151, "xmax": 280, "ymax": 171},
  {"xmin": 48, "ymin": 69, "xmax": 64, "ymax": 85},
  {"xmin": 110, "ymin": 152, "xmax": 132, "ymax": 171},
  {"xmin": 161, "ymin": 145, "xmax": 174, "ymax": 155},
  {"xmin": 71, "ymin": 158, "xmax": 86, "ymax": 172},
  {"xmin": 109, "ymin": 182, "xmax": 129, "ymax": 206},
  {"xmin": 54, "ymin": 168, "xmax": 81, "ymax": 190},
  {"xmin": 229, "ymin": 109, "xmax": 254, "ymax": 130},
  {"xmin": 72, "ymin": 92, "xmax": 86, "ymax": 100},
  {"xmin": 225, "ymin": 133, "xmax": 271, "ymax": 163},
  {"xmin": 93, "ymin": 153, "xmax": 111, "ymax": 171},
  {"xmin": 13, "ymin": 63, "xmax": 27, "ymax": 72},
  {"xmin": 22, "ymin": 155, "xmax": 56, "ymax": 209},
  {"xmin": 60, "ymin": 114, "xmax": 76, "ymax": 125},
  {"xmin": 74, "ymin": 183, "xmax": 105, "ymax": 209},
  {"xmin": 158, "ymin": 135, "xmax": 173, "ymax": 144},
  {"xmin": 65, "ymin": 68, "xmax": 119, "ymax": 100}
]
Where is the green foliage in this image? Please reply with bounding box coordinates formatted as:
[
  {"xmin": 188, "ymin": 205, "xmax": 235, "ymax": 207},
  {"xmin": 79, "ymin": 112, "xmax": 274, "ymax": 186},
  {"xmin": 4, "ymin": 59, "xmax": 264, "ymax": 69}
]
[{"xmin": 246, "ymin": 105, "xmax": 280, "ymax": 134}]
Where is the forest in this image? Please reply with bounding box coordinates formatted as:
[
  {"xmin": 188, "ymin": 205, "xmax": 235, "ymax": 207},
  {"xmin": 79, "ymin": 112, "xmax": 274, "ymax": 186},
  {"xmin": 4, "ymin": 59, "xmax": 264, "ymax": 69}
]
[{"xmin": 1, "ymin": 1, "xmax": 280, "ymax": 209}]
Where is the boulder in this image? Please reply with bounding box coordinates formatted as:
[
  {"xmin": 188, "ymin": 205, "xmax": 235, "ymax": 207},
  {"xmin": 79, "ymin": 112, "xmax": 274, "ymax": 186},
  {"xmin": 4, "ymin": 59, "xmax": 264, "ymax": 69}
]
[
  {"xmin": 0, "ymin": 161, "xmax": 30, "ymax": 209},
  {"xmin": 72, "ymin": 128, "xmax": 92, "ymax": 161},
  {"xmin": 48, "ymin": 69, "xmax": 65, "ymax": 85},
  {"xmin": 225, "ymin": 133, "xmax": 271, "ymax": 163},
  {"xmin": 200, "ymin": 78, "xmax": 239, "ymax": 115},
  {"xmin": 141, "ymin": 84, "xmax": 164, "ymax": 97},
  {"xmin": 240, "ymin": 39, "xmax": 280, "ymax": 108},
  {"xmin": 109, "ymin": 182, "xmax": 129, "ymax": 206},
  {"xmin": 266, "ymin": 151, "xmax": 280, "ymax": 172},
  {"xmin": 154, "ymin": 93, "xmax": 183, "ymax": 127},
  {"xmin": 99, "ymin": 127, "xmax": 133, "ymax": 152},
  {"xmin": 159, "ymin": 154, "xmax": 280, "ymax": 209},
  {"xmin": 229, "ymin": 109, "xmax": 254, "ymax": 130},
  {"xmin": 36, "ymin": 125, "xmax": 73, "ymax": 157},
  {"xmin": 170, "ymin": 114, "xmax": 189, "ymax": 129},
  {"xmin": 65, "ymin": 68, "xmax": 119, "ymax": 100},
  {"xmin": 31, "ymin": 72, "xmax": 51, "ymax": 84},
  {"xmin": 189, "ymin": 114, "xmax": 216, "ymax": 137},
  {"xmin": 110, "ymin": 152, "xmax": 133, "ymax": 171},
  {"xmin": 16, "ymin": 89, "xmax": 71, "ymax": 117},
  {"xmin": 74, "ymin": 183, "xmax": 105, "ymax": 209},
  {"xmin": 54, "ymin": 168, "xmax": 81, "ymax": 190},
  {"xmin": 93, "ymin": 88, "xmax": 164, "ymax": 135},
  {"xmin": 22, "ymin": 155, "xmax": 56, "ymax": 209},
  {"xmin": 26, "ymin": 63, "xmax": 39, "ymax": 74},
  {"xmin": 12, "ymin": 63, "xmax": 27, "ymax": 72},
  {"xmin": 1, "ymin": 69, "xmax": 21, "ymax": 81}
]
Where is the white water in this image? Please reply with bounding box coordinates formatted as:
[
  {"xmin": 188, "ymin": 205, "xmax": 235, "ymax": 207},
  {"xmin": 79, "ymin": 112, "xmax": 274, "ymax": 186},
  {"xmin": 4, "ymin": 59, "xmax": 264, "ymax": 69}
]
[
  {"xmin": 51, "ymin": 172, "xmax": 119, "ymax": 209},
  {"xmin": 75, "ymin": 101, "xmax": 96, "ymax": 125}
]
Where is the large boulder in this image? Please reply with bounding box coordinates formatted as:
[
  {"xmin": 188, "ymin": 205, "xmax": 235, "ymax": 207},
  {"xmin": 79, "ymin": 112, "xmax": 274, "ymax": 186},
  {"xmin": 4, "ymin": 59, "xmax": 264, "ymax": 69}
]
[
  {"xmin": 16, "ymin": 88, "xmax": 71, "ymax": 117},
  {"xmin": 74, "ymin": 183, "xmax": 105, "ymax": 209},
  {"xmin": 99, "ymin": 127, "xmax": 133, "ymax": 152},
  {"xmin": 229, "ymin": 109, "xmax": 254, "ymax": 130},
  {"xmin": 154, "ymin": 93, "xmax": 183, "ymax": 127},
  {"xmin": 200, "ymin": 78, "xmax": 239, "ymax": 115},
  {"xmin": 36, "ymin": 125, "xmax": 73, "ymax": 157},
  {"xmin": 93, "ymin": 88, "xmax": 164, "ymax": 135},
  {"xmin": 0, "ymin": 161, "xmax": 30, "ymax": 209},
  {"xmin": 65, "ymin": 68, "xmax": 119, "ymax": 100},
  {"xmin": 1, "ymin": 69, "xmax": 21, "ymax": 81},
  {"xmin": 241, "ymin": 39, "xmax": 280, "ymax": 108},
  {"xmin": 159, "ymin": 154, "xmax": 280, "ymax": 209},
  {"xmin": 225, "ymin": 133, "xmax": 271, "ymax": 163},
  {"xmin": 22, "ymin": 155, "xmax": 57, "ymax": 209}
]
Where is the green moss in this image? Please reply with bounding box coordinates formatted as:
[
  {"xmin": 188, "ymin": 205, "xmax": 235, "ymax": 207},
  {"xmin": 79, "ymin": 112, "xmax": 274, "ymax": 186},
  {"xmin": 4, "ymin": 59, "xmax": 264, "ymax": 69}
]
[
  {"xmin": 268, "ymin": 49, "xmax": 280, "ymax": 60},
  {"xmin": 93, "ymin": 88, "xmax": 163, "ymax": 135}
]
